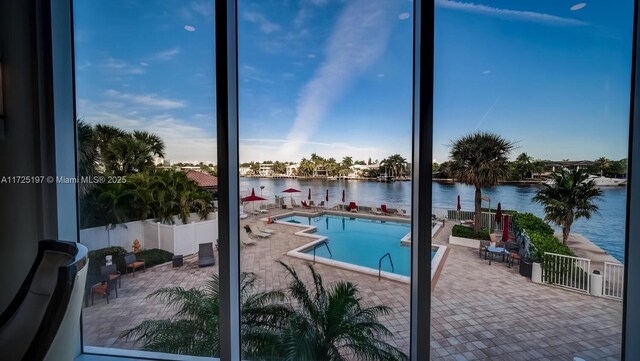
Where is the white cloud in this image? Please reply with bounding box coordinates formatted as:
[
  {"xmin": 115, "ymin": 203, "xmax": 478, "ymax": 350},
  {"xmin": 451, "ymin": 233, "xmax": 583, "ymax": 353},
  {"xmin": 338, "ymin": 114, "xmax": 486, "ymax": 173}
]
[
  {"xmin": 154, "ymin": 47, "xmax": 181, "ymax": 60},
  {"xmin": 105, "ymin": 89, "xmax": 186, "ymax": 109},
  {"xmin": 140, "ymin": 62, "xmax": 149, "ymax": 67},
  {"xmin": 279, "ymin": 0, "xmax": 399, "ymax": 159},
  {"xmin": 399, "ymin": 12, "xmax": 411, "ymax": 20},
  {"xmin": 102, "ymin": 57, "xmax": 145, "ymax": 75},
  {"xmin": 436, "ymin": 0, "xmax": 588, "ymax": 26},
  {"xmin": 184, "ymin": 25, "xmax": 196, "ymax": 32},
  {"xmin": 570, "ymin": 3, "xmax": 587, "ymax": 11},
  {"xmin": 243, "ymin": 12, "xmax": 281, "ymax": 34},
  {"xmin": 482, "ymin": 70, "xmax": 491, "ymax": 74},
  {"xmin": 377, "ymin": 73, "xmax": 385, "ymax": 78}
]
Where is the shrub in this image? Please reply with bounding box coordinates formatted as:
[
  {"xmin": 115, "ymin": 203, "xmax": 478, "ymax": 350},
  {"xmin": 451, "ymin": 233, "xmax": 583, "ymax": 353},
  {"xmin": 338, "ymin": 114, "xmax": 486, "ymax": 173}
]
[
  {"xmin": 527, "ymin": 231, "xmax": 574, "ymax": 263},
  {"xmin": 452, "ymin": 225, "xmax": 490, "ymax": 240},
  {"xmin": 135, "ymin": 249, "xmax": 174, "ymax": 268},
  {"xmin": 512, "ymin": 213, "xmax": 554, "ymax": 236},
  {"xmin": 481, "ymin": 207, "xmax": 517, "ymax": 215}
]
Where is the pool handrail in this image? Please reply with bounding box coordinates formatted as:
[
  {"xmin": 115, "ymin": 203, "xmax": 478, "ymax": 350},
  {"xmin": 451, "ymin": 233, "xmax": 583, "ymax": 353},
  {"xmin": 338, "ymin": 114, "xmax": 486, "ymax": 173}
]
[
  {"xmin": 312, "ymin": 240, "xmax": 333, "ymax": 264},
  {"xmin": 378, "ymin": 252, "xmax": 395, "ymax": 280}
]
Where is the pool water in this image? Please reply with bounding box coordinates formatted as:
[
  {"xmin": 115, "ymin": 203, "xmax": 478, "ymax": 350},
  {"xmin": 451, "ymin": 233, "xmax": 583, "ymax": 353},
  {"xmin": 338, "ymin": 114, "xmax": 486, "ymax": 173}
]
[{"xmin": 280, "ymin": 215, "xmax": 426, "ymax": 276}]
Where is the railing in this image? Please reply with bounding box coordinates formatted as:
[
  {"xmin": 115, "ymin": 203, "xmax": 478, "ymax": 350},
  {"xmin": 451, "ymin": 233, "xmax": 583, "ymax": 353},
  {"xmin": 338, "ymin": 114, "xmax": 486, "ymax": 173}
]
[
  {"xmin": 603, "ymin": 262, "xmax": 624, "ymax": 300},
  {"xmin": 378, "ymin": 253, "xmax": 394, "ymax": 280},
  {"xmin": 446, "ymin": 210, "xmax": 512, "ymax": 232},
  {"xmin": 542, "ymin": 252, "xmax": 591, "ymax": 294},
  {"xmin": 312, "ymin": 241, "xmax": 332, "ymax": 264}
]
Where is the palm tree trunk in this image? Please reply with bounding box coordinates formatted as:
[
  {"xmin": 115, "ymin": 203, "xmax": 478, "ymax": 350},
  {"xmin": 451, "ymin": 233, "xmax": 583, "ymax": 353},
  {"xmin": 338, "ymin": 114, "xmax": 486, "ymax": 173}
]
[
  {"xmin": 474, "ymin": 186, "xmax": 482, "ymax": 232},
  {"xmin": 562, "ymin": 226, "xmax": 571, "ymax": 245}
]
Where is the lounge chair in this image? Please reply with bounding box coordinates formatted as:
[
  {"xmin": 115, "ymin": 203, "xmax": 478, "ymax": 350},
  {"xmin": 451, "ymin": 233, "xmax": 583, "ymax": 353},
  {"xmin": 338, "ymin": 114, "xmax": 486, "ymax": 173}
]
[
  {"xmin": 301, "ymin": 200, "xmax": 311, "ymax": 209},
  {"xmin": 291, "ymin": 199, "xmax": 299, "ymax": 208},
  {"xmin": 318, "ymin": 201, "xmax": 325, "ymax": 208},
  {"xmin": 240, "ymin": 228, "xmax": 257, "ymax": 246},
  {"xmin": 256, "ymin": 221, "xmax": 275, "ymax": 234},
  {"xmin": 198, "ymin": 242, "xmax": 216, "ymax": 267},
  {"xmin": 309, "ymin": 200, "xmax": 316, "ymax": 208},
  {"xmin": 380, "ymin": 204, "xmax": 393, "ymax": 215},
  {"xmin": 248, "ymin": 224, "xmax": 271, "ymax": 238},
  {"xmin": 349, "ymin": 202, "xmax": 358, "ymax": 212},
  {"xmin": 399, "ymin": 209, "xmax": 409, "ymax": 217},
  {"xmin": 124, "ymin": 253, "xmax": 145, "ymax": 277},
  {"xmin": 371, "ymin": 207, "xmax": 383, "ymax": 215},
  {"xmin": 240, "ymin": 211, "xmax": 248, "ymax": 219}
]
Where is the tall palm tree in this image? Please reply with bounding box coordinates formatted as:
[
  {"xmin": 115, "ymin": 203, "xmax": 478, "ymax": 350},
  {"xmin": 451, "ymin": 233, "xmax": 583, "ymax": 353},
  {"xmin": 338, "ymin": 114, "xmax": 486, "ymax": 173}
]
[
  {"xmin": 449, "ymin": 132, "xmax": 514, "ymax": 232},
  {"xmin": 122, "ymin": 272, "xmax": 291, "ymax": 358},
  {"xmin": 533, "ymin": 168, "xmax": 602, "ymax": 245},
  {"xmin": 77, "ymin": 119, "xmax": 99, "ymax": 196},
  {"xmin": 277, "ymin": 262, "xmax": 408, "ymax": 361},
  {"xmin": 593, "ymin": 157, "xmax": 610, "ymax": 177}
]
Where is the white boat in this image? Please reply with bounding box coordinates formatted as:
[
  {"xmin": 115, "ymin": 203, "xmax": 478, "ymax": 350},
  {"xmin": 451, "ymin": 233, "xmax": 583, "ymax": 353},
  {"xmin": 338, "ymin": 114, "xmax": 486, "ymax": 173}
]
[{"xmin": 544, "ymin": 175, "xmax": 626, "ymax": 188}]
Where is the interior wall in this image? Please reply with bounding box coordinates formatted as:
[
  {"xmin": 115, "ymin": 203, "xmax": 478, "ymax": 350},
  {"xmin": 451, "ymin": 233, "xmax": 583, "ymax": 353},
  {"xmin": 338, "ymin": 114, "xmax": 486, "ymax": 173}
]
[{"xmin": 0, "ymin": 0, "xmax": 48, "ymax": 312}]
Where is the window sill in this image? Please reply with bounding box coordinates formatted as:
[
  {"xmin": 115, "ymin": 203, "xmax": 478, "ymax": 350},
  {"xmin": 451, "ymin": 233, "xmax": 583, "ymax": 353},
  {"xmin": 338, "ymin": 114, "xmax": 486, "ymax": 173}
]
[{"xmin": 77, "ymin": 346, "xmax": 218, "ymax": 361}]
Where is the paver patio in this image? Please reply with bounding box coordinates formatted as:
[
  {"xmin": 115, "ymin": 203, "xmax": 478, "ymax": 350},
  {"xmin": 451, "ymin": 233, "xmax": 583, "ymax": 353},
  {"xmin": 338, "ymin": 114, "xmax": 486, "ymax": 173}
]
[{"xmin": 82, "ymin": 210, "xmax": 622, "ymax": 360}]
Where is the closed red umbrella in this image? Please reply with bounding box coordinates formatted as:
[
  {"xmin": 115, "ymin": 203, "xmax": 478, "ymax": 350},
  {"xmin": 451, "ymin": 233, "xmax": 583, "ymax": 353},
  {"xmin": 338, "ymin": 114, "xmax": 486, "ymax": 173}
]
[
  {"xmin": 342, "ymin": 189, "xmax": 346, "ymax": 203},
  {"xmin": 326, "ymin": 189, "xmax": 329, "ymax": 202},
  {"xmin": 457, "ymin": 195, "xmax": 461, "ymax": 211},
  {"xmin": 502, "ymin": 214, "xmax": 510, "ymax": 242},
  {"xmin": 495, "ymin": 202, "xmax": 502, "ymax": 224},
  {"xmin": 308, "ymin": 188, "xmax": 311, "ymax": 200}
]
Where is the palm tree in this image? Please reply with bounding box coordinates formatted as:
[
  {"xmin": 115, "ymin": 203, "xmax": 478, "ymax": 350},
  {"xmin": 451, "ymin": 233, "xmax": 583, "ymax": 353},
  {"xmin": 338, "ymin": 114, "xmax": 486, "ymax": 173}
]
[
  {"xmin": 122, "ymin": 272, "xmax": 290, "ymax": 358},
  {"xmin": 593, "ymin": 157, "xmax": 610, "ymax": 177},
  {"xmin": 77, "ymin": 119, "xmax": 99, "ymax": 196},
  {"xmin": 277, "ymin": 262, "xmax": 408, "ymax": 361},
  {"xmin": 533, "ymin": 168, "xmax": 602, "ymax": 245},
  {"xmin": 449, "ymin": 132, "xmax": 514, "ymax": 232}
]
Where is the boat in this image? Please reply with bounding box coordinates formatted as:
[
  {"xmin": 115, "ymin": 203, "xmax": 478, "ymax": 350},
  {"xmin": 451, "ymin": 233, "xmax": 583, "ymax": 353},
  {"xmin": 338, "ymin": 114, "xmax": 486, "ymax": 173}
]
[
  {"xmin": 377, "ymin": 174, "xmax": 395, "ymax": 183},
  {"xmin": 544, "ymin": 175, "xmax": 626, "ymax": 188}
]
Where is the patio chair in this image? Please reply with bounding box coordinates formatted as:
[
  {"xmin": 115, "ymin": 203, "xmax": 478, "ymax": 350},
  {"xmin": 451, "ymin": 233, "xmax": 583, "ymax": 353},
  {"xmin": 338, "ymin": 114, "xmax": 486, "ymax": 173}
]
[
  {"xmin": 349, "ymin": 202, "xmax": 358, "ymax": 212},
  {"xmin": 90, "ymin": 277, "xmax": 118, "ymax": 305},
  {"xmin": 309, "ymin": 200, "xmax": 316, "ymax": 208},
  {"xmin": 371, "ymin": 207, "xmax": 383, "ymax": 215},
  {"xmin": 100, "ymin": 264, "xmax": 121, "ymax": 289},
  {"xmin": 124, "ymin": 253, "xmax": 145, "ymax": 277},
  {"xmin": 256, "ymin": 221, "xmax": 275, "ymax": 234},
  {"xmin": 198, "ymin": 242, "xmax": 216, "ymax": 267},
  {"xmin": 318, "ymin": 201, "xmax": 325, "ymax": 208},
  {"xmin": 478, "ymin": 239, "xmax": 490, "ymax": 259},
  {"xmin": 248, "ymin": 224, "xmax": 271, "ymax": 238},
  {"xmin": 399, "ymin": 209, "xmax": 410, "ymax": 217},
  {"xmin": 240, "ymin": 229, "xmax": 257, "ymax": 246}
]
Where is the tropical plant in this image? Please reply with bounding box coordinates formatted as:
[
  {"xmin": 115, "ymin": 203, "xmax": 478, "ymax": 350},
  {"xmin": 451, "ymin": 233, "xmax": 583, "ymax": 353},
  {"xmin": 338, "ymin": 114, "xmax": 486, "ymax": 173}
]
[
  {"xmin": 449, "ymin": 132, "xmax": 514, "ymax": 232},
  {"xmin": 122, "ymin": 272, "xmax": 290, "ymax": 358},
  {"xmin": 593, "ymin": 157, "xmax": 610, "ymax": 177},
  {"xmin": 532, "ymin": 168, "xmax": 602, "ymax": 244},
  {"xmin": 277, "ymin": 262, "xmax": 408, "ymax": 361},
  {"xmin": 77, "ymin": 119, "xmax": 99, "ymax": 196}
]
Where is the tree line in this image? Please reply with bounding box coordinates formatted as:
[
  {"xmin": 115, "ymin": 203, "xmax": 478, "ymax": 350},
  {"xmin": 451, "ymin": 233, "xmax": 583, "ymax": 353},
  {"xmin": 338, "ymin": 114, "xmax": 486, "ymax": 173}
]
[{"xmin": 78, "ymin": 121, "xmax": 213, "ymax": 229}]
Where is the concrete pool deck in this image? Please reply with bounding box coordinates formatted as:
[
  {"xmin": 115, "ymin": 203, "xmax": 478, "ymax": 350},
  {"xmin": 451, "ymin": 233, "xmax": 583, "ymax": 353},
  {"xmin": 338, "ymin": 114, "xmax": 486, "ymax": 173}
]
[{"xmin": 82, "ymin": 211, "xmax": 622, "ymax": 360}]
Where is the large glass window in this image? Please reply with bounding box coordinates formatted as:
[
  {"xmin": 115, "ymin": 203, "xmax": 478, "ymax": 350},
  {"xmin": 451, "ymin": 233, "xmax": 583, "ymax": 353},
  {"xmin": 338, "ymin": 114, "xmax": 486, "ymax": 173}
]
[
  {"xmin": 432, "ymin": 1, "xmax": 632, "ymax": 359},
  {"xmin": 73, "ymin": 1, "xmax": 219, "ymax": 357},
  {"xmin": 237, "ymin": 0, "xmax": 414, "ymax": 359}
]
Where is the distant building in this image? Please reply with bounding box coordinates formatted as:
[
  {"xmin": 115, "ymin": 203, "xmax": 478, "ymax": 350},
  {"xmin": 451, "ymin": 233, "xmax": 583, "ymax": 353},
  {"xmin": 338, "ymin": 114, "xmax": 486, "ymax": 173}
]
[
  {"xmin": 259, "ymin": 163, "xmax": 273, "ymax": 176},
  {"xmin": 239, "ymin": 167, "xmax": 251, "ymax": 176},
  {"xmin": 350, "ymin": 164, "xmax": 379, "ymax": 177},
  {"xmin": 546, "ymin": 160, "xmax": 594, "ymax": 172},
  {"xmin": 184, "ymin": 169, "xmax": 218, "ymax": 190},
  {"xmin": 286, "ymin": 163, "xmax": 299, "ymax": 176}
]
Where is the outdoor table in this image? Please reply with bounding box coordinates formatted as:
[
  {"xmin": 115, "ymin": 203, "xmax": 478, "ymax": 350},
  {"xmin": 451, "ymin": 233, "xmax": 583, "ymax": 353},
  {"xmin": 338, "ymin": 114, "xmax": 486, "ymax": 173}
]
[{"xmin": 486, "ymin": 246, "xmax": 510, "ymax": 266}]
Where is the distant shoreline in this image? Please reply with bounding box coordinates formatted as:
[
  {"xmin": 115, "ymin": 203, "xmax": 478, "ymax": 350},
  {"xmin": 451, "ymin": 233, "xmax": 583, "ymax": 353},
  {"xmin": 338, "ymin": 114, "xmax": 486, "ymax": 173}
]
[{"xmin": 239, "ymin": 175, "xmax": 543, "ymax": 185}]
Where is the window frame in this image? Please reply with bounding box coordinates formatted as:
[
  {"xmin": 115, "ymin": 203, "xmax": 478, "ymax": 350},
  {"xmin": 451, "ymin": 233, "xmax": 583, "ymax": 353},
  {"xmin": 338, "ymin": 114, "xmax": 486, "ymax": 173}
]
[{"xmin": 41, "ymin": 0, "xmax": 640, "ymax": 359}]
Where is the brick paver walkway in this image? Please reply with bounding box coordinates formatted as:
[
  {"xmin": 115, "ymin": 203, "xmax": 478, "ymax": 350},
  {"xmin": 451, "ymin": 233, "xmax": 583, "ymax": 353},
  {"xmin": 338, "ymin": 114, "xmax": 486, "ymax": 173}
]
[{"xmin": 82, "ymin": 212, "xmax": 622, "ymax": 360}]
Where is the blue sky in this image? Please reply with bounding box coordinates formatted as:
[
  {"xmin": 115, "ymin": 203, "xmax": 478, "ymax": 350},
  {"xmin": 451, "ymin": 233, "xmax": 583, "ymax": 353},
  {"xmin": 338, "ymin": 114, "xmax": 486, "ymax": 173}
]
[{"xmin": 74, "ymin": 0, "xmax": 634, "ymax": 164}]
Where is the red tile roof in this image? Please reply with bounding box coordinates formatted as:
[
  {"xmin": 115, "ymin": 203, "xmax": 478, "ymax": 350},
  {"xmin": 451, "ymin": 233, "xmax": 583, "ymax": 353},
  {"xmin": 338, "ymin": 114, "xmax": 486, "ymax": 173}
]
[{"xmin": 185, "ymin": 170, "xmax": 218, "ymax": 188}]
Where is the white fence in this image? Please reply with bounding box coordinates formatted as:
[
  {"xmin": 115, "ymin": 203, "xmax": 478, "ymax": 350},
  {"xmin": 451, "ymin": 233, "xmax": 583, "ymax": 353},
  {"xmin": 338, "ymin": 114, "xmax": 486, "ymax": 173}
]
[
  {"xmin": 80, "ymin": 212, "xmax": 218, "ymax": 256},
  {"xmin": 542, "ymin": 252, "xmax": 591, "ymax": 294},
  {"xmin": 603, "ymin": 262, "xmax": 625, "ymax": 300},
  {"xmin": 446, "ymin": 210, "xmax": 512, "ymax": 231}
]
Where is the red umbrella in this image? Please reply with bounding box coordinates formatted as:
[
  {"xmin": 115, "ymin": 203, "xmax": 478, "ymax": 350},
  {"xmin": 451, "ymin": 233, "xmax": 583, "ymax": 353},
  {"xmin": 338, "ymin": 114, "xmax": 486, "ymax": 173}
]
[
  {"xmin": 241, "ymin": 188, "xmax": 266, "ymax": 211},
  {"xmin": 308, "ymin": 188, "xmax": 311, "ymax": 200},
  {"xmin": 342, "ymin": 189, "xmax": 346, "ymax": 203},
  {"xmin": 456, "ymin": 195, "xmax": 461, "ymax": 211},
  {"xmin": 502, "ymin": 214, "xmax": 510, "ymax": 242},
  {"xmin": 495, "ymin": 202, "xmax": 502, "ymax": 224},
  {"xmin": 326, "ymin": 189, "xmax": 329, "ymax": 202},
  {"xmin": 282, "ymin": 188, "xmax": 301, "ymax": 204}
]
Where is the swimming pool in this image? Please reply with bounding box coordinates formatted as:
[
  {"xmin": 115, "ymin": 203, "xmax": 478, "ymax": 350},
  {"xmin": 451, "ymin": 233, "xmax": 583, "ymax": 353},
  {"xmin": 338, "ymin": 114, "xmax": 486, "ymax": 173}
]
[{"xmin": 279, "ymin": 213, "xmax": 446, "ymax": 282}]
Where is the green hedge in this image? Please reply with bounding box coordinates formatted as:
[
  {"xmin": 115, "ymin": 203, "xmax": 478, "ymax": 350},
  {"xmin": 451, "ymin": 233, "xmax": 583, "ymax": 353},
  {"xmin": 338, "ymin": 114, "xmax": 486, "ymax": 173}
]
[
  {"xmin": 451, "ymin": 225, "xmax": 490, "ymax": 241},
  {"xmin": 481, "ymin": 207, "xmax": 517, "ymax": 215},
  {"xmin": 86, "ymin": 246, "xmax": 173, "ymax": 286},
  {"xmin": 512, "ymin": 213, "xmax": 554, "ymax": 236}
]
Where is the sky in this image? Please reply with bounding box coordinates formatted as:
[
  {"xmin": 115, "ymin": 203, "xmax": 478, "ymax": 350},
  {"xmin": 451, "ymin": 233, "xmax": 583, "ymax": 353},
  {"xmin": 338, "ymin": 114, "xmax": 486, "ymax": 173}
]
[{"xmin": 74, "ymin": 0, "xmax": 634, "ymax": 164}]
